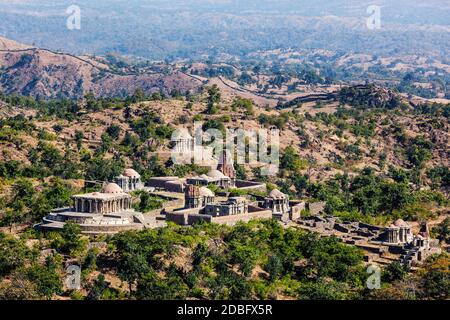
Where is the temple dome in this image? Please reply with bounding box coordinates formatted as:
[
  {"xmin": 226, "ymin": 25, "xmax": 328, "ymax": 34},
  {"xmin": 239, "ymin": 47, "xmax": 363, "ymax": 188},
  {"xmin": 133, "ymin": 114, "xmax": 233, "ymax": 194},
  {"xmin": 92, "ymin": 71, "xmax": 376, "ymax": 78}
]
[
  {"xmin": 199, "ymin": 187, "xmax": 215, "ymax": 197},
  {"xmin": 393, "ymin": 219, "xmax": 408, "ymax": 227},
  {"xmin": 123, "ymin": 168, "xmax": 141, "ymax": 178},
  {"xmin": 207, "ymin": 170, "xmax": 226, "ymax": 179},
  {"xmin": 173, "ymin": 128, "xmax": 193, "ymax": 139},
  {"xmin": 102, "ymin": 183, "xmax": 125, "ymax": 194},
  {"xmin": 269, "ymin": 189, "xmax": 287, "ymax": 199}
]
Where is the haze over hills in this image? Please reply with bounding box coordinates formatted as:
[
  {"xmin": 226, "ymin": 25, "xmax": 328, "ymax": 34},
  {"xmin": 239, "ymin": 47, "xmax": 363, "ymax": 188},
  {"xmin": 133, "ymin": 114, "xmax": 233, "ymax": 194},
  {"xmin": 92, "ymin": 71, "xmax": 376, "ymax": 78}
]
[{"xmin": 0, "ymin": 0, "xmax": 449, "ymax": 60}]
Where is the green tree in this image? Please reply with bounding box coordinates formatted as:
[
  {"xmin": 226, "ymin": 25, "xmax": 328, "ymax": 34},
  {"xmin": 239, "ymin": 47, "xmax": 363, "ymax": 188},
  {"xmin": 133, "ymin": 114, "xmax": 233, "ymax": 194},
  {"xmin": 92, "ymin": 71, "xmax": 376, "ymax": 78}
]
[
  {"xmin": 265, "ymin": 254, "xmax": 284, "ymax": 282},
  {"xmin": 206, "ymin": 85, "xmax": 221, "ymax": 114},
  {"xmin": 26, "ymin": 256, "xmax": 63, "ymax": 300},
  {"xmin": 0, "ymin": 233, "xmax": 30, "ymax": 276},
  {"xmin": 53, "ymin": 222, "xmax": 86, "ymax": 255}
]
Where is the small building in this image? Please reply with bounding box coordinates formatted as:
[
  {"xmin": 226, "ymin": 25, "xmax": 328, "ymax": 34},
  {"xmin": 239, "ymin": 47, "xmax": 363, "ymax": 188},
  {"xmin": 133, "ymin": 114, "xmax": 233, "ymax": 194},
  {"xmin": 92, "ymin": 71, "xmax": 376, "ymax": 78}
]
[
  {"xmin": 265, "ymin": 189, "xmax": 290, "ymax": 218},
  {"xmin": 384, "ymin": 219, "xmax": 413, "ymax": 244},
  {"xmin": 115, "ymin": 168, "xmax": 144, "ymax": 192},
  {"xmin": 37, "ymin": 183, "xmax": 145, "ymax": 235},
  {"xmin": 184, "ymin": 184, "xmax": 215, "ymax": 209},
  {"xmin": 204, "ymin": 197, "xmax": 248, "ymax": 217}
]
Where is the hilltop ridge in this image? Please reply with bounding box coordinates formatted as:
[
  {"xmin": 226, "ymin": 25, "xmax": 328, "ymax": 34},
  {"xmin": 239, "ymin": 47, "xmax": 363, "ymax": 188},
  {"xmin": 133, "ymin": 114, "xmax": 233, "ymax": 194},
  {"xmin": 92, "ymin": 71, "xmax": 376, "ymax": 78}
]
[{"xmin": 0, "ymin": 37, "xmax": 202, "ymax": 99}]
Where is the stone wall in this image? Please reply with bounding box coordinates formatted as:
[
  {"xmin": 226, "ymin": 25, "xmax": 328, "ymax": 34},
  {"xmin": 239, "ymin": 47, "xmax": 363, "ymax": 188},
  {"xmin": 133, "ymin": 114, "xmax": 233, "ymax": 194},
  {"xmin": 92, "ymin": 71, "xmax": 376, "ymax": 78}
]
[
  {"xmin": 167, "ymin": 207, "xmax": 272, "ymax": 226},
  {"xmin": 359, "ymin": 222, "xmax": 383, "ymax": 232},
  {"xmin": 166, "ymin": 212, "xmax": 189, "ymax": 225},
  {"xmin": 209, "ymin": 209, "xmax": 272, "ymax": 226},
  {"xmin": 308, "ymin": 202, "xmax": 326, "ymax": 215},
  {"xmin": 290, "ymin": 202, "xmax": 305, "ymax": 221},
  {"xmin": 235, "ymin": 180, "xmax": 267, "ymax": 192}
]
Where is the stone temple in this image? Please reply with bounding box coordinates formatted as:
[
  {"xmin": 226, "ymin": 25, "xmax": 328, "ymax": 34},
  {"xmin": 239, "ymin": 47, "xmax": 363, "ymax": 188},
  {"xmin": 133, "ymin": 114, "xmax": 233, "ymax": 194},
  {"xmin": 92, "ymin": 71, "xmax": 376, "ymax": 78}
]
[
  {"xmin": 385, "ymin": 219, "xmax": 414, "ymax": 244},
  {"xmin": 184, "ymin": 184, "xmax": 216, "ymax": 209},
  {"xmin": 166, "ymin": 184, "xmax": 273, "ymax": 226},
  {"xmin": 37, "ymin": 183, "xmax": 145, "ymax": 235},
  {"xmin": 115, "ymin": 168, "xmax": 145, "ymax": 193}
]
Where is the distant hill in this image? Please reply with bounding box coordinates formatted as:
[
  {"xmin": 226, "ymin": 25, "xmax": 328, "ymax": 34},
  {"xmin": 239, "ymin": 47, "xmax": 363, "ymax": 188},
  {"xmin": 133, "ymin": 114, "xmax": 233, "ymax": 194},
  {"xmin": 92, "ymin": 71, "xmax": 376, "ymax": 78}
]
[
  {"xmin": 0, "ymin": 0, "xmax": 449, "ymax": 60},
  {"xmin": 0, "ymin": 37, "xmax": 202, "ymax": 99}
]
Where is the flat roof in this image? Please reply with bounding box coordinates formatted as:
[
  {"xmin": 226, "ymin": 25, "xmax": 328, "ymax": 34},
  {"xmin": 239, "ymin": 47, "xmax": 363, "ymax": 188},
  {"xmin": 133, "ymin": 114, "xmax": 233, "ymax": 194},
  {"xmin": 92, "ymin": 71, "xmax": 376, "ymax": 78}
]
[{"xmin": 72, "ymin": 192, "xmax": 130, "ymax": 200}]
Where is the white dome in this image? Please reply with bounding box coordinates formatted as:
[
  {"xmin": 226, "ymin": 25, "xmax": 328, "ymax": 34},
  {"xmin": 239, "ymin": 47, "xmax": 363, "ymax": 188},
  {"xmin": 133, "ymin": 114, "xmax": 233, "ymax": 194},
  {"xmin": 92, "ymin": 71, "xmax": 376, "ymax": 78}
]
[
  {"xmin": 207, "ymin": 170, "xmax": 226, "ymax": 179},
  {"xmin": 123, "ymin": 168, "xmax": 141, "ymax": 178},
  {"xmin": 173, "ymin": 128, "xmax": 193, "ymax": 139},
  {"xmin": 199, "ymin": 187, "xmax": 215, "ymax": 197},
  {"xmin": 102, "ymin": 183, "xmax": 125, "ymax": 194},
  {"xmin": 269, "ymin": 189, "xmax": 287, "ymax": 199},
  {"xmin": 393, "ymin": 219, "xmax": 408, "ymax": 227}
]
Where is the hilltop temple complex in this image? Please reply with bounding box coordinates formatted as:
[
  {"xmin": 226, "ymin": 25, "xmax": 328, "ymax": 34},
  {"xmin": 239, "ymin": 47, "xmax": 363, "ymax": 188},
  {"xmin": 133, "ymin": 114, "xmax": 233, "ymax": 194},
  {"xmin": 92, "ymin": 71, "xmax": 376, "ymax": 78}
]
[{"xmin": 35, "ymin": 157, "xmax": 442, "ymax": 268}]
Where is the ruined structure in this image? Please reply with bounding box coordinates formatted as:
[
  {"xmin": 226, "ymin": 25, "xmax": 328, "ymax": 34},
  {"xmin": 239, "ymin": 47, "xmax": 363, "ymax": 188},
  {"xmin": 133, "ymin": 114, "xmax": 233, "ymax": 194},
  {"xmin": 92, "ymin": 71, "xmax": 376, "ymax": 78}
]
[
  {"xmin": 37, "ymin": 183, "xmax": 145, "ymax": 235},
  {"xmin": 297, "ymin": 215, "xmax": 441, "ymax": 267}
]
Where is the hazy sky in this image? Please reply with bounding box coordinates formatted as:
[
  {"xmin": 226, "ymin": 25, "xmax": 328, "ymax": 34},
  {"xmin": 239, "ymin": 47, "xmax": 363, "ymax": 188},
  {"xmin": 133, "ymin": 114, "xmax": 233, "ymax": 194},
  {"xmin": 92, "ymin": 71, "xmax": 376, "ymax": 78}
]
[{"xmin": 0, "ymin": 0, "xmax": 448, "ymax": 59}]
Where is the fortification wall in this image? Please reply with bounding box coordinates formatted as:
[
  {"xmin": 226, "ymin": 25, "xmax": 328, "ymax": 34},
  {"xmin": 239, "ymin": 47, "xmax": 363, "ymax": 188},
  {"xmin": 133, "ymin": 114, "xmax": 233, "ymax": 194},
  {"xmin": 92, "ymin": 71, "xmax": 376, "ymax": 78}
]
[
  {"xmin": 169, "ymin": 209, "xmax": 272, "ymax": 226},
  {"xmin": 209, "ymin": 210, "xmax": 272, "ymax": 226},
  {"xmin": 235, "ymin": 180, "xmax": 266, "ymax": 192}
]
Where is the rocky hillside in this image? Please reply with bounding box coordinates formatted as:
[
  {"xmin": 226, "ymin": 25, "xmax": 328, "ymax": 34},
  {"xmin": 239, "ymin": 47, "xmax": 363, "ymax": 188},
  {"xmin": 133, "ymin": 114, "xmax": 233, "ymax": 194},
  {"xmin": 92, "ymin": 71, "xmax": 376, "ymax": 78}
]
[
  {"xmin": 0, "ymin": 84, "xmax": 448, "ymax": 187},
  {"xmin": 0, "ymin": 37, "xmax": 202, "ymax": 99}
]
